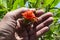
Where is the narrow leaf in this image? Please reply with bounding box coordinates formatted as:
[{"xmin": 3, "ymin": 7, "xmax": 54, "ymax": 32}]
[
  {"xmin": 19, "ymin": 0, "xmax": 25, "ymax": 7},
  {"xmin": 51, "ymin": 0, "xmax": 60, "ymax": 8},
  {"xmin": 43, "ymin": 0, "xmax": 54, "ymax": 7},
  {"xmin": 28, "ymin": 0, "xmax": 36, "ymax": 3},
  {"xmin": 12, "ymin": 0, "xmax": 19, "ymax": 10}
]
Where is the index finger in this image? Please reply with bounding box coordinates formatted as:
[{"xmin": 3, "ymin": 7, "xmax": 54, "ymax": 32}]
[{"xmin": 6, "ymin": 8, "xmax": 29, "ymax": 20}]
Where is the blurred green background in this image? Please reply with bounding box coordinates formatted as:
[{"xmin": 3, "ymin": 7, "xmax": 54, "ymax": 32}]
[{"xmin": 0, "ymin": 0, "xmax": 60, "ymax": 40}]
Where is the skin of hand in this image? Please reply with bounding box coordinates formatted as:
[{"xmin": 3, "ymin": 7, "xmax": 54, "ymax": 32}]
[
  {"xmin": 0, "ymin": 8, "xmax": 53, "ymax": 40},
  {"xmin": 16, "ymin": 9, "xmax": 53, "ymax": 40}
]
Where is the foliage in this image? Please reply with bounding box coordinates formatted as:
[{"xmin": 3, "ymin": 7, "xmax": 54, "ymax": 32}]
[{"xmin": 0, "ymin": 0, "xmax": 60, "ymax": 40}]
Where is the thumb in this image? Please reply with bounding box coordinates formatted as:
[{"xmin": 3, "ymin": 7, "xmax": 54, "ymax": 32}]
[{"xmin": 5, "ymin": 8, "xmax": 29, "ymax": 20}]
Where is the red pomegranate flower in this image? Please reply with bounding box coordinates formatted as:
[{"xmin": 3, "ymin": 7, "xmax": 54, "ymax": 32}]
[{"xmin": 22, "ymin": 10, "xmax": 37, "ymax": 22}]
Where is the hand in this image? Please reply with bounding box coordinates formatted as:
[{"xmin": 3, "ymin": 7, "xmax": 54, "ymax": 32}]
[
  {"xmin": 0, "ymin": 8, "xmax": 29, "ymax": 40},
  {"xmin": 16, "ymin": 10, "xmax": 53, "ymax": 40}
]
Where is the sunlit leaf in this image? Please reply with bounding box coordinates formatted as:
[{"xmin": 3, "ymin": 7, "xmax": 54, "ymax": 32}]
[
  {"xmin": 34, "ymin": 0, "xmax": 41, "ymax": 8},
  {"xmin": 19, "ymin": 0, "xmax": 25, "ymax": 7},
  {"xmin": 28, "ymin": 0, "xmax": 36, "ymax": 3},
  {"xmin": 43, "ymin": 0, "xmax": 54, "ymax": 7},
  {"xmin": 0, "ymin": 0, "xmax": 7, "ymax": 8},
  {"xmin": 12, "ymin": 0, "xmax": 25, "ymax": 10},
  {"xmin": 51, "ymin": 0, "xmax": 60, "ymax": 8},
  {"xmin": 7, "ymin": 0, "xmax": 14, "ymax": 9},
  {"xmin": 0, "ymin": 0, "xmax": 2, "ymax": 4},
  {"xmin": 12, "ymin": 0, "xmax": 19, "ymax": 10},
  {"xmin": 28, "ymin": 0, "xmax": 41, "ymax": 8}
]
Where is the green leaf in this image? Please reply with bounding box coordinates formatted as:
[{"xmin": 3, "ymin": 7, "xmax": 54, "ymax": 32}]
[
  {"xmin": 2, "ymin": 0, "xmax": 7, "ymax": 8},
  {"xmin": 43, "ymin": 0, "xmax": 54, "ymax": 7},
  {"xmin": 12, "ymin": 0, "xmax": 25, "ymax": 10},
  {"xmin": 0, "ymin": 0, "xmax": 2, "ymax": 4},
  {"xmin": 28, "ymin": 0, "xmax": 36, "ymax": 8},
  {"xmin": 19, "ymin": 0, "xmax": 25, "ymax": 7},
  {"xmin": 0, "ymin": 0, "xmax": 7, "ymax": 8},
  {"xmin": 24, "ymin": 0, "xmax": 28, "ymax": 4},
  {"xmin": 51, "ymin": 0, "xmax": 60, "ymax": 8},
  {"xmin": 28, "ymin": 0, "xmax": 41, "ymax": 8},
  {"xmin": 28, "ymin": 0, "xmax": 36, "ymax": 3},
  {"xmin": 7, "ymin": 0, "xmax": 14, "ymax": 9},
  {"xmin": 12, "ymin": 0, "xmax": 19, "ymax": 10},
  {"xmin": 34, "ymin": 0, "xmax": 41, "ymax": 8}
]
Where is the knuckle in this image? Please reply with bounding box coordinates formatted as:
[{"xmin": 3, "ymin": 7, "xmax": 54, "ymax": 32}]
[{"xmin": 4, "ymin": 11, "xmax": 14, "ymax": 19}]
